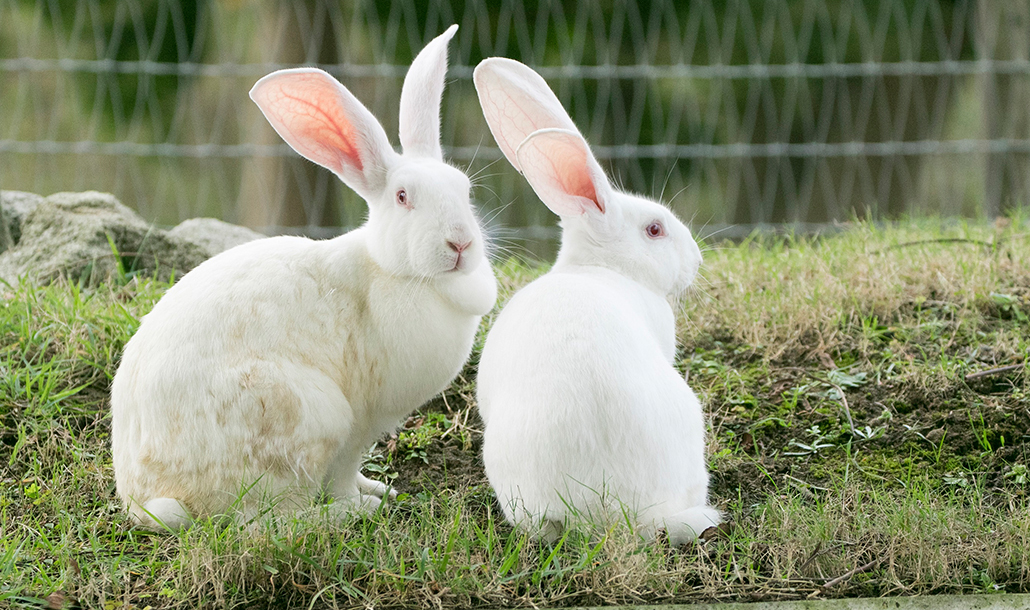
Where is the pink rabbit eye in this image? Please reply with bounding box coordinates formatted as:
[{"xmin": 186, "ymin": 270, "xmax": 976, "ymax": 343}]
[
  {"xmin": 645, "ymin": 222, "xmax": 666, "ymax": 239},
  {"xmin": 396, "ymin": 189, "xmax": 408, "ymax": 207}
]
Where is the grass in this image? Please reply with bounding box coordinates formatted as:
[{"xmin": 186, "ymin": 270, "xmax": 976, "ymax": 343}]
[{"xmin": 1, "ymin": 219, "xmax": 1029, "ymax": 609}]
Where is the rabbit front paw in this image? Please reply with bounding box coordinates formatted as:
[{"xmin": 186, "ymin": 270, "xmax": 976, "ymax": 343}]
[{"xmin": 357, "ymin": 472, "xmax": 398, "ymax": 500}]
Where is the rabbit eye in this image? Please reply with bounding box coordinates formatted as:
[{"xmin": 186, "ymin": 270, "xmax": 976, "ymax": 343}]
[
  {"xmin": 396, "ymin": 189, "xmax": 409, "ymax": 207},
  {"xmin": 645, "ymin": 222, "xmax": 666, "ymax": 239}
]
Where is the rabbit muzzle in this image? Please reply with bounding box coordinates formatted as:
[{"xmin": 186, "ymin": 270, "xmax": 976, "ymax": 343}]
[{"xmin": 444, "ymin": 226, "xmax": 477, "ymax": 272}]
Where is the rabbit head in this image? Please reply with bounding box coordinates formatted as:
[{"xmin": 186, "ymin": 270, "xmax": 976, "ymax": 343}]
[
  {"xmin": 474, "ymin": 58, "xmax": 701, "ymax": 299},
  {"xmin": 250, "ymin": 25, "xmax": 485, "ymax": 278}
]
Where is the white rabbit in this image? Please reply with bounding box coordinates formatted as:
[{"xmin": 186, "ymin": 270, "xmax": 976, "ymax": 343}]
[
  {"xmin": 111, "ymin": 25, "xmax": 497, "ymax": 529},
  {"xmin": 473, "ymin": 58, "xmax": 720, "ymax": 545}
]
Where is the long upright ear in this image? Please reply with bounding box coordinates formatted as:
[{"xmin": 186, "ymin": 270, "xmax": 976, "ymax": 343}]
[
  {"xmin": 250, "ymin": 68, "xmax": 395, "ymax": 199},
  {"xmin": 474, "ymin": 57, "xmax": 580, "ymax": 172},
  {"xmin": 398, "ymin": 24, "xmax": 458, "ymax": 159},
  {"xmin": 515, "ymin": 128, "xmax": 612, "ymax": 218}
]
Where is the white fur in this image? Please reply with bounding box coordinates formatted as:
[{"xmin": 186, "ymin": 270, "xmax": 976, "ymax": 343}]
[
  {"xmin": 140, "ymin": 498, "xmax": 191, "ymax": 530},
  {"xmin": 473, "ymin": 58, "xmax": 720, "ymax": 544},
  {"xmin": 111, "ymin": 26, "xmax": 497, "ymax": 528}
]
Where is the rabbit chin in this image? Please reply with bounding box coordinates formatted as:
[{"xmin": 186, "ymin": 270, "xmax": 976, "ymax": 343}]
[
  {"xmin": 668, "ymin": 266, "xmax": 699, "ymax": 302},
  {"xmin": 448, "ymin": 248, "xmax": 485, "ymax": 275}
]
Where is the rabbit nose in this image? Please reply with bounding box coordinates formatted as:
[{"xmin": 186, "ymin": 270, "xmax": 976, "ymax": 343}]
[{"xmin": 447, "ymin": 239, "xmax": 471, "ymax": 254}]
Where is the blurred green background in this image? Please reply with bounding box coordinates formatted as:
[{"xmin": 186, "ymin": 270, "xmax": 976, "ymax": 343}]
[{"xmin": 2, "ymin": 0, "xmax": 1028, "ymax": 247}]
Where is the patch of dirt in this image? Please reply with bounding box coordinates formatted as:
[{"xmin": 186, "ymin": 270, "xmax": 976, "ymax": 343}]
[
  {"xmin": 390, "ymin": 435, "xmax": 488, "ymax": 494},
  {"xmin": 704, "ymin": 358, "xmax": 1029, "ymax": 510},
  {"xmin": 372, "ymin": 398, "xmax": 490, "ymax": 496}
]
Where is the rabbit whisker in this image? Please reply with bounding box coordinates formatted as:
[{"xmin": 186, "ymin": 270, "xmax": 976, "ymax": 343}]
[
  {"xmin": 488, "ymin": 237, "xmax": 539, "ymax": 266},
  {"xmin": 470, "ymin": 169, "xmax": 506, "ymax": 186},
  {"xmin": 688, "ymin": 208, "xmax": 710, "ymax": 235},
  {"xmin": 698, "ymin": 224, "xmax": 737, "ymax": 242},
  {"xmin": 688, "ymin": 281, "xmax": 716, "ymax": 304},
  {"xmin": 463, "ymin": 135, "xmax": 487, "ymax": 174},
  {"xmin": 467, "ymin": 155, "xmax": 503, "ymax": 182},
  {"xmin": 481, "ymin": 199, "xmax": 519, "ymax": 226},
  {"xmin": 666, "ymin": 185, "xmax": 691, "ymax": 209},
  {"xmin": 472, "ymin": 184, "xmax": 504, "ymax": 207},
  {"xmin": 399, "ymin": 272, "xmax": 433, "ymax": 308},
  {"xmin": 487, "ymin": 242, "xmax": 536, "ymax": 267},
  {"xmin": 612, "ymin": 170, "xmax": 626, "ymax": 192},
  {"xmin": 658, "ymin": 159, "xmax": 680, "ymax": 203}
]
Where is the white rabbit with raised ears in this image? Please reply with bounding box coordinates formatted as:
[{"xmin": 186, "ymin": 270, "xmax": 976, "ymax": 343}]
[
  {"xmin": 111, "ymin": 25, "xmax": 497, "ymax": 529},
  {"xmin": 473, "ymin": 57, "xmax": 720, "ymax": 546}
]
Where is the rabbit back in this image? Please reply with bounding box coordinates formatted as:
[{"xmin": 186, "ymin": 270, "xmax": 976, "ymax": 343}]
[{"xmin": 478, "ymin": 269, "xmax": 710, "ymax": 532}]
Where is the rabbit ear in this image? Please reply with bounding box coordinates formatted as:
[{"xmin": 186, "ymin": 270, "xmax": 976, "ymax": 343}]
[
  {"xmin": 398, "ymin": 24, "xmax": 458, "ymax": 160},
  {"xmin": 474, "ymin": 57, "xmax": 580, "ymax": 172},
  {"xmin": 515, "ymin": 128, "xmax": 612, "ymax": 218},
  {"xmin": 250, "ymin": 68, "xmax": 395, "ymax": 199}
]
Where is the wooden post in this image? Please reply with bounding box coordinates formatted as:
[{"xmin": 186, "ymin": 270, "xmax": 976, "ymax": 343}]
[
  {"xmin": 977, "ymin": 1, "xmax": 1030, "ymax": 218},
  {"xmin": 236, "ymin": 1, "xmax": 343, "ymax": 231}
]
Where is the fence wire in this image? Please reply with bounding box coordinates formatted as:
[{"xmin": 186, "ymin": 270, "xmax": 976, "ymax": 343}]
[{"xmin": 2, "ymin": 0, "xmax": 1029, "ymax": 242}]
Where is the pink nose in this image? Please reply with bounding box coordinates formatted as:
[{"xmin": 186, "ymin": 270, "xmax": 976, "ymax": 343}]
[{"xmin": 447, "ymin": 240, "xmax": 471, "ymax": 254}]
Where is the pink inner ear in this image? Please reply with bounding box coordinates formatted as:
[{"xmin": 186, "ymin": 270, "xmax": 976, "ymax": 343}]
[
  {"xmin": 258, "ymin": 74, "xmax": 363, "ymax": 174},
  {"xmin": 555, "ymin": 152, "xmax": 604, "ymax": 214},
  {"xmin": 517, "ymin": 128, "xmax": 610, "ymax": 218}
]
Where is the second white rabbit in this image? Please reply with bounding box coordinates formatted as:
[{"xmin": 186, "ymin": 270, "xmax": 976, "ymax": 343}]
[{"xmin": 474, "ymin": 58, "xmax": 720, "ymax": 545}]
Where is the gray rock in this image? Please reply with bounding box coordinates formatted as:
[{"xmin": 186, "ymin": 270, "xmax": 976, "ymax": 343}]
[
  {"xmin": 0, "ymin": 191, "xmax": 209, "ymax": 286},
  {"xmin": 168, "ymin": 217, "xmax": 265, "ymax": 257},
  {"xmin": 0, "ymin": 191, "xmax": 45, "ymax": 254}
]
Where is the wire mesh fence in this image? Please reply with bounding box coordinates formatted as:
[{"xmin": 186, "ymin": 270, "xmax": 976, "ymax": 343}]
[{"xmin": 2, "ymin": 0, "xmax": 1029, "ymax": 243}]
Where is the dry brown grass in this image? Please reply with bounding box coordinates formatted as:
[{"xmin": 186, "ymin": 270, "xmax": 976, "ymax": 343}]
[{"xmin": 684, "ymin": 220, "xmax": 1030, "ymax": 360}]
